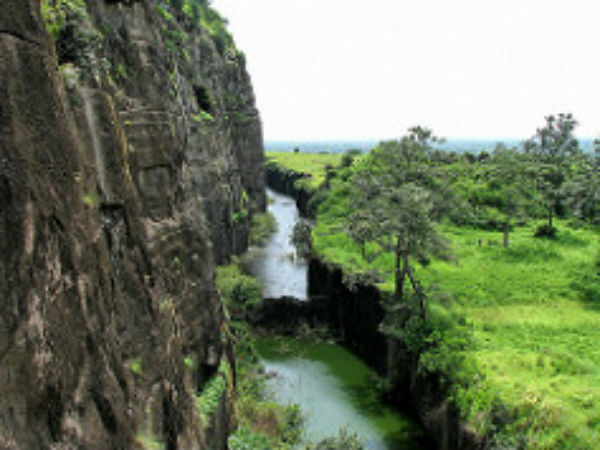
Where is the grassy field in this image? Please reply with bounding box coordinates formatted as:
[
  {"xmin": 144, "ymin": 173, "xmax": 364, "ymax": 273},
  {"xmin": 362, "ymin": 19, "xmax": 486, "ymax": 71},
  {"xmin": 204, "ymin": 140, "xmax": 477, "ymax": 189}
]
[
  {"xmin": 265, "ymin": 151, "xmax": 345, "ymax": 190},
  {"xmin": 268, "ymin": 152, "xmax": 600, "ymax": 448},
  {"xmin": 314, "ymin": 185, "xmax": 600, "ymax": 448}
]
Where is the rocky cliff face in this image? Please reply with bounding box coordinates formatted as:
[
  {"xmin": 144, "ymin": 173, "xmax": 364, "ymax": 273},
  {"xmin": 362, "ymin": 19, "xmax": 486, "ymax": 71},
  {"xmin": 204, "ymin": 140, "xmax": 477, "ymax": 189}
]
[{"xmin": 0, "ymin": 0, "xmax": 263, "ymax": 449}]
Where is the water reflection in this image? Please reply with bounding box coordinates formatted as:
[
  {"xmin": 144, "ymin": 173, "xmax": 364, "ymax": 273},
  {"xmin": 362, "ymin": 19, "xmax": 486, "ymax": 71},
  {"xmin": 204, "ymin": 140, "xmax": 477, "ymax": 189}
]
[
  {"xmin": 257, "ymin": 338, "xmax": 428, "ymax": 450},
  {"xmin": 243, "ymin": 188, "xmax": 308, "ymax": 300}
]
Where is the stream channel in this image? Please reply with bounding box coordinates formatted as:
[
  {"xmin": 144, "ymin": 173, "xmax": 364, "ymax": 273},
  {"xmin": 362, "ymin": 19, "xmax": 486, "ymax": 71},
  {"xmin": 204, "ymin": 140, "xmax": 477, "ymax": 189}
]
[{"xmin": 244, "ymin": 189, "xmax": 429, "ymax": 450}]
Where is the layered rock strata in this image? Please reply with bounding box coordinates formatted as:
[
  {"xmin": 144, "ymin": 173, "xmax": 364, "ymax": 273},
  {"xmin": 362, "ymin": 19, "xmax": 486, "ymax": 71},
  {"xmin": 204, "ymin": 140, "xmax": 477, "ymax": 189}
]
[{"xmin": 0, "ymin": 1, "xmax": 263, "ymax": 448}]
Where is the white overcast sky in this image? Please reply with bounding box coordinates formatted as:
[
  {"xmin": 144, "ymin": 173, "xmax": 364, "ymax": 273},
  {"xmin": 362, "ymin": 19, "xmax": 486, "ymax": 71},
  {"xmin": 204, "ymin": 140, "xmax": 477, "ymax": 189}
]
[{"xmin": 211, "ymin": 0, "xmax": 600, "ymax": 141}]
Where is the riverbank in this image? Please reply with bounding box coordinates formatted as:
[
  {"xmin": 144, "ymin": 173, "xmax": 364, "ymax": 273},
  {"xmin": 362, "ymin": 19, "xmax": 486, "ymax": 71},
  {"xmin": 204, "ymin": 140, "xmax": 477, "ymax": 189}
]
[
  {"xmin": 265, "ymin": 152, "xmax": 345, "ymax": 217},
  {"xmin": 224, "ymin": 184, "xmax": 428, "ymax": 449},
  {"xmin": 264, "ymin": 152, "xmax": 600, "ymax": 450},
  {"xmin": 252, "ymin": 257, "xmax": 482, "ymax": 450},
  {"xmin": 257, "ymin": 336, "xmax": 427, "ymax": 450},
  {"xmin": 261, "ymin": 158, "xmax": 483, "ymax": 450}
]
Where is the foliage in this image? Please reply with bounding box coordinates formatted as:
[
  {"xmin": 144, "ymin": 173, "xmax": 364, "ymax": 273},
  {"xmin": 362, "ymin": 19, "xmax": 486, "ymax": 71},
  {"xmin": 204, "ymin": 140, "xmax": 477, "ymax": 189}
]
[
  {"xmin": 290, "ymin": 221, "xmax": 313, "ymax": 258},
  {"xmin": 41, "ymin": 0, "xmax": 100, "ymax": 69},
  {"xmin": 525, "ymin": 113, "xmax": 581, "ymax": 231},
  {"xmin": 249, "ymin": 212, "xmax": 278, "ymax": 246},
  {"xmin": 564, "ymin": 143, "xmax": 600, "ymax": 224},
  {"xmin": 129, "ymin": 357, "xmax": 143, "ymax": 376},
  {"xmin": 306, "ymin": 428, "xmax": 364, "ymax": 450},
  {"xmin": 347, "ymin": 127, "xmax": 448, "ymax": 305},
  {"xmin": 82, "ymin": 191, "xmax": 99, "ymax": 207},
  {"xmin": 156, "ymin": 0, "xmax": 236, "ymax": 58},
  {"xmin": 196, "ymin": 358, "xmax": 230, "ymax": 420},
  {"xmin": 340, "ymin": 148, "xmax": 363, "ymax": 168},
  {"xmin": 484, "ymin": 145, "xmax": 537, "ymax": 246},
  {"xmin": 184, "ymin": 355, "xmax": 194, "ymax": 370},
  {"xmin": 533, "ymin": 223, "xmax": 557, "ymax": 239},
  {"xmin": 216, "ymin": 261, "xmax": 262, "ymax": 319},
  {"xmin": 192, "ymin": 110, "xmax": 215, "ymax": 123},
  {"xmin": 228, "ymin": 425, "xmax": 272, "ymax": 450},
  {"xmin": 228, "ymin": 322, "xmax": 305, "ymax": 450},
  {"xmin": 271, "ymin": 135, "xmax": 600, "ymax": 448}
]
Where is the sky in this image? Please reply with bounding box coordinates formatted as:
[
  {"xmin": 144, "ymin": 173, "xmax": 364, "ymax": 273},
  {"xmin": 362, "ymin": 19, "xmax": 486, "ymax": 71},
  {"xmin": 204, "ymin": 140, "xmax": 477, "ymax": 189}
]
[{"xmin": 211, "ymin": 0, "xmax": 600, "ymax": 141}]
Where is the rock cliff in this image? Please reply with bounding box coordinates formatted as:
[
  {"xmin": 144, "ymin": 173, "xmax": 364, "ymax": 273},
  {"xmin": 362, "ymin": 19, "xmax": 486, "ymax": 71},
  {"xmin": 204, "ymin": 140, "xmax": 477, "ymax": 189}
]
[{"xmin": 0, "ymin": 0, "xmax": 264, "ymax": 449}]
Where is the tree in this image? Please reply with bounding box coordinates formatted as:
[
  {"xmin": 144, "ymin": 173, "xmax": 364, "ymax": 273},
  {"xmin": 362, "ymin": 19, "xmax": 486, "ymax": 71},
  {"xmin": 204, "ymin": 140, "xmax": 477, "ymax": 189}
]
[
  {"xmin": 525, "ymin": 113, "xmax": 580, "ymax": 233},
  {"xmin": 485, "ymin": 145, "xmax": 536, "ymax": 247},
  {"xmin": 345, "ymin": 209, "xmax": 374, "ymax": 260},
  {"xmin": 290, "ymin": 220, "xmax": 312, "ymax": 259},
  {"xmin": 564, "ymin": 139, "xmax": 600, "ymax": 224},
  {"xmin": 347, "ymin": 127, "xmax": 447, "ymax": 314}
]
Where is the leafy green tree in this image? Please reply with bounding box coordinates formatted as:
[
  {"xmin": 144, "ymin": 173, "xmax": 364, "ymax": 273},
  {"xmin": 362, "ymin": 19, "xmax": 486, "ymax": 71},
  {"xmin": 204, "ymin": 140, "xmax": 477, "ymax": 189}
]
[
  {"xmin": 347, "ymin": 127, "xmax": 448, "ymax": 312},
  {"xmin": 290, "ymin": 220, "xmax": 312, "ymax": 259},
  {"xmin": 485, "ymin": 146, "xmax": 536, "ymax": 247},
  {"xmin": 525, "ymin": 113, "xmax": 581, "ymax": 233},
  {"xmin": 564, "ymin": 139, "xmax": 600, "ymax": 224},
  {"xmin": 346, "ymin": 208, "xmax": 374, "ymax": 260}
]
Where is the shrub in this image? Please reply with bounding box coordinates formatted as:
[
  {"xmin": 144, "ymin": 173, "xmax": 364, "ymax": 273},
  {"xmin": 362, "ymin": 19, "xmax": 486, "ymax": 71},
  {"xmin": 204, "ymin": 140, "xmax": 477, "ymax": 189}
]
[
  {"xmin": 290, "ymin": 221, "xmax": 312, "ymax": 258},
  {"xmin": 533, "ymin": 223, "xmax": 557, "ymax": 239},
  {"xmin": 307, "ymin": 428, "xmax": 364, "ymax": 450},
  {"xmin": 249, "ymin": 212, "xmax": 278, "ymax": 246},
  {"xmin": 216, "ymin": 262, "xmax": 262, "ymax": 318},
  {"xmin": 228, "ymin": 425, "xmax": 271, "ymax": 450}
]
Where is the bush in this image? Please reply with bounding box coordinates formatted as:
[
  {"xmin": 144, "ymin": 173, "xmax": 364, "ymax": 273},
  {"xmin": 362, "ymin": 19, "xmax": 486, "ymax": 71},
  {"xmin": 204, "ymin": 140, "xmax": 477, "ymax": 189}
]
[
  {"xmin": 307, "ymin": 428, "xmax": 364, "ymax": 450},
  {"xmin": 533, "ymin": 223, "xmax": 557, "ymax": 239},
  {"xmin": 41, "ymin": 0, "xmax": 99, "ymax": 69},
  {"xmin": 216, "ymin": 262, "xmax": 262, "ymax": 318},
  {"xmin": 249, "ymin": 212, "xmax": 278, "ymax": 246},
  {"xmin": 228, "ymin": 425, "xmax": 272, "ymax": 450},
  {"xmin": 290, "ymin": 221, "xmax": 312, "ymax": 258}
]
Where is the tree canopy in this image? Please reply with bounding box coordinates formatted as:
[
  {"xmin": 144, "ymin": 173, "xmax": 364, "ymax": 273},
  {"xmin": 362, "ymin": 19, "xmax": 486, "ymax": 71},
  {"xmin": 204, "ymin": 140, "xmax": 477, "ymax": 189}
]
[{"xmin": 347, "ymin": 127, "xmax": 448, "ymax": 312}]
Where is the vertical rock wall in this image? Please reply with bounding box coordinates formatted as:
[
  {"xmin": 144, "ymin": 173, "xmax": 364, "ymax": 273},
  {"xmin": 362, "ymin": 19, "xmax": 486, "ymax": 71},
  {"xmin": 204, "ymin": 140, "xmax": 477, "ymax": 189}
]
[{"xmin": 0, "ymin": 0, "xmax": 264, "ymax": 449}]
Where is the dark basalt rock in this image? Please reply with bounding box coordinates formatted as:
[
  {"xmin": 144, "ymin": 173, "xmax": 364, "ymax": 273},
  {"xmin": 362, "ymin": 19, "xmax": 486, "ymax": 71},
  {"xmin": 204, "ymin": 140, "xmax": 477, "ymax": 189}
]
[
  {"xmin": 0, "ymin": 1, "xmax": 263, "ymax": 449},
  {"xmin": 265, "ymin": 164, "xmax": 313, "ymax": 217}
]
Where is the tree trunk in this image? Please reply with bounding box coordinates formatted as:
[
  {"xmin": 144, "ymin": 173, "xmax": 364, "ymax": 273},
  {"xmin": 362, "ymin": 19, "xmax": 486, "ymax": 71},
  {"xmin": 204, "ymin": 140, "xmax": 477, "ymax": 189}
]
[
  {"xmin": 503, "ymin": 220, "xmax": 510, "ymax": 248},
  {"xmin": 548, "ymin": 204, "xmax": 554, "ymax": 229},
  {"xmin": 394, "ymin": 236, "xmax": 403, "ymax": 303},
  {"xmin": 404, "ymin": 253, "xmax": 419, "ymax": 294}
]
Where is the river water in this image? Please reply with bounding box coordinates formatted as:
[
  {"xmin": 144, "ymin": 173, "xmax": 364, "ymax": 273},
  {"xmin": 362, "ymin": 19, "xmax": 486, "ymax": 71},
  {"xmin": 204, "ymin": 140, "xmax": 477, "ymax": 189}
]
[
  {"xmin": 245, "ymin": 188, "xmax": 428, "ymax": 450},
  {"xmin": 243, "ymin": 188, "xmax": 308, "ymax": 300}
]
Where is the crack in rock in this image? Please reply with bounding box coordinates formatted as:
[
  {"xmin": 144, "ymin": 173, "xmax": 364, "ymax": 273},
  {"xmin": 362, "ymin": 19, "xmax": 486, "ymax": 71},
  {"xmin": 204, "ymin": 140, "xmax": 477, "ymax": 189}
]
[{"xmin": 0, "ymin": 29, "xmax": 44, "ymax": 48}]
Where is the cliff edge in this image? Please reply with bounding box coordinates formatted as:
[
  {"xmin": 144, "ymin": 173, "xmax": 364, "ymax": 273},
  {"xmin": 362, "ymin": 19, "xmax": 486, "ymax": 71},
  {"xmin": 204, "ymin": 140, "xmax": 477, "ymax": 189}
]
[{"xmin": 0, "ymin": 0, "xmax": 263, "ymax": 448}]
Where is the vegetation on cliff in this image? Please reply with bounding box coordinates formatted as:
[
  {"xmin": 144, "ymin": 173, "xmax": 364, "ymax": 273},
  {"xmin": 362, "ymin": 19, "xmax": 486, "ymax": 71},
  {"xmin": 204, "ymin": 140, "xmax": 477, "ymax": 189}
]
[
  {"xmin": 267, "ymin": 121, "xmax": 600, "ymax": 449},
  {"xmin": 216, "ymin": 259, "xmax": 367, "ymax": 450}
]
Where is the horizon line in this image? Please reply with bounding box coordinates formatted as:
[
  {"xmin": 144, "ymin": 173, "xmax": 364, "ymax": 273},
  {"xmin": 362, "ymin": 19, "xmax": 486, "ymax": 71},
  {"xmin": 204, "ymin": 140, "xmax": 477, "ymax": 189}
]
[{"xmin": 265, "ymin": 136, "xmax": 597, "ymax": 143}]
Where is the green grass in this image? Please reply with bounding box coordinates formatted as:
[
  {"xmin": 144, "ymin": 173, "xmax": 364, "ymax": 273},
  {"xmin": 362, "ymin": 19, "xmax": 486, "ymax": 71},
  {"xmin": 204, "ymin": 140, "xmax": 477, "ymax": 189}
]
[
  {"xmin": 266, "ymin": 150, "xmax": 600, "ymax": 447},
  {"xmin": 427, "ymin": 225, "xmax": 600, "ymax": 448},
  {"xmin": 266, "ymin": 152, "xmax": 345, "ymax": 190},
  {"xmin": 310, "ymin": 175, "xmax": 600, "ymax": 448}
]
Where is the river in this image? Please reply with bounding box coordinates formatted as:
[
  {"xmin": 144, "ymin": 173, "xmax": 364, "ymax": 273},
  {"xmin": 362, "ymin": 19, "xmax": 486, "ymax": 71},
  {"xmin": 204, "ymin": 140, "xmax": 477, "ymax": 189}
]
[
  {"xmin": 245, "ymin": 188, "xmax": 429, "ymax": 450},
  {"xmin": 243, "ymin": 188, "xmax": 308, "ymax": 300}
]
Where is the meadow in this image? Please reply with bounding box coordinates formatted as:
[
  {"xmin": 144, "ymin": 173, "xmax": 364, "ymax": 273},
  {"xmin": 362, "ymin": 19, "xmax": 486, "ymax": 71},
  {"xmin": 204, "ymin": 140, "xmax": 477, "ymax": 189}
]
[
  {"xmin": 272, "ymin": 150, "xmax": 600, "ymax": 449},
  {"xmin": 266, "ymin": 151, "xmax": 344, "ymax": 190}
]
